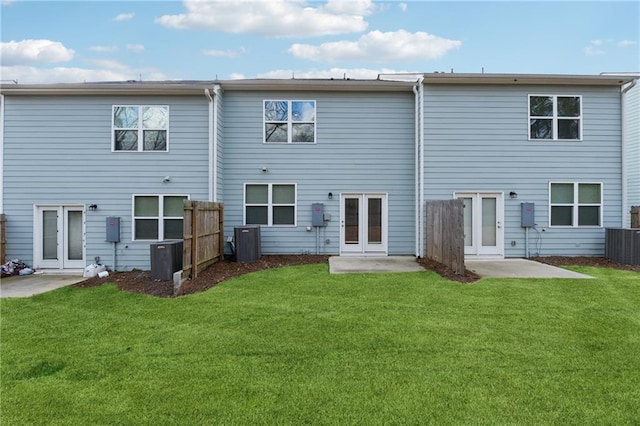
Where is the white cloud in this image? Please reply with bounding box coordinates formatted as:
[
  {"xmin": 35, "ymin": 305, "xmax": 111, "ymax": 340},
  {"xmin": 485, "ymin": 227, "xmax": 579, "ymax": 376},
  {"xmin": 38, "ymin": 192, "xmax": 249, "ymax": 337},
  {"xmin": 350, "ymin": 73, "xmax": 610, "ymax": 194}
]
[
  {"xmin": 590, "ymin": 39, "xmax": 604, "ymax": 46},
  {"xmin": 126, "ymin": 44, "xmax": 145, "ymax": 52},
  {"xmin": 2, "ymin": 0, "xmax": 16, "ymax": 5},
  {"xmin": 155, "ymin": 0, "xmax": 373, "ymax": 37},
  {"xmin": 0, "ymin": 39, "xmax": 75, "ymax": 65},
  {"xmin": 243, "ymin": 67, "xmax": 419, "ymax": 80},
  {"xmin": 89, "ymin": 45, "xmax": 118, "ymax": 52},
  {"xmin": 618, "ymin": 40, "xmax": 637, "ymax": 47},
  {"xmin": 583, "ymin": 45, "xmax": 605, "ymax": 56},
  {"xmin": 114, "ymin": 12, "xmax": 135, "ymax": 22},
  {"xmin": 399, "ymin": 3, "xmax": 408, "ymax": 12},
  {"xmin": 1, "ymin": 60, "xmax": 167, "ymax": 84},
  {"xmin": 203, "ymin": 47, "xmax": 246, "ymax": 58},
  {"xmin": 288, "ymin": 30, "xmax": 462, "ymax": 63}
]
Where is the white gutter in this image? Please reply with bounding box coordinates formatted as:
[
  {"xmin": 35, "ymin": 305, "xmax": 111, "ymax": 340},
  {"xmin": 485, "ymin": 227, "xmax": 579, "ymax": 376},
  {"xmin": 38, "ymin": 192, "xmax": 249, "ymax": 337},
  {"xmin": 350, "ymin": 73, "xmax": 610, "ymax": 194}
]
[
  {"xmin": 621, "ymin": 78, "xmax": 638, "ymax": 227},
  {"xmin": 0, "ymin": 94, "xmax": 4, "ymax": 213},
  {"xmin": 413, "ymin": 77, "xmax": 425, "ymax": 257}
]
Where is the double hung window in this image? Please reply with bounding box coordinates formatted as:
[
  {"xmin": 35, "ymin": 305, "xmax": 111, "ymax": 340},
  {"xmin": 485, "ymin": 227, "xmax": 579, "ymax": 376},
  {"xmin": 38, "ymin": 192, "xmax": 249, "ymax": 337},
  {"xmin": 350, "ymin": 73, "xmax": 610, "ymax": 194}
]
[
  {"xmin": 133, "ymin": 195, "xmax": 187, "ymax": 240},
  {"xmin": 529, "ymin": 95, "xmax": 581, "ymax": 140},
  {"xmin": 549, "ymin": 182, "xmax": 602, "ymax": 227},
  {"xmin": 113, "ymin": 105, "xmax": 169, "ymax": 151},
  {"xmin": 245, "ymin": 184, "xmax": 296, "ymax": 226},
  {"xmin": 264, "ymin": 100, "xmax": 315, "ymax": 143}
]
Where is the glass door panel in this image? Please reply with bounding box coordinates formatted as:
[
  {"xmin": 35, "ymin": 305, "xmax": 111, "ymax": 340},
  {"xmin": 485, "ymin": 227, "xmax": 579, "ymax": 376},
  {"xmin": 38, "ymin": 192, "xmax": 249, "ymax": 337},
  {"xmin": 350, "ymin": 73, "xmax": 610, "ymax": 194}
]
[
  {"xmin": 481, "ymin": 197, "xmax": 497, "ymax": 246},
  {"xmin": 66, "ymin": 210, "xmax": 83, "ymax": 261},
  {"xmin": 344, "ymin": 198, "xmax": 360, "ymax": 245},
  {"xmin": 367, "ymin": 198, "xmax": 382, "ymax": 244},
  {"xmin": 42, "ymin": 210, "xmax": 58, "ymax": 260}
]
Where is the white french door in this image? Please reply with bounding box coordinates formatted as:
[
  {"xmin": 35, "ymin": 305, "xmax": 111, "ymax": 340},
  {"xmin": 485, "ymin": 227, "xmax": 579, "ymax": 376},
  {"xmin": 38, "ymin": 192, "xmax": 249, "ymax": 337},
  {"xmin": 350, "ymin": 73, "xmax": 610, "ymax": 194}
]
[
  {"xmin": 35, "ymin": 206, "xmax": 85, "ymax": 269},
  {"xmin": 454, "ymin": 192, "xmax": 504, "ymax": 257},
  {"xmin": 340, "ymin": 193, "xmax": 388, "ymax": 255}
]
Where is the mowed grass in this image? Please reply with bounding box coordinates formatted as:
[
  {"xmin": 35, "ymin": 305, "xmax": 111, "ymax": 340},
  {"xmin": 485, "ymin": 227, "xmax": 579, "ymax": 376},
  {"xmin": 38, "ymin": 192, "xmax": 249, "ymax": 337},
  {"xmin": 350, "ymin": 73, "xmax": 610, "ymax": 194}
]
[{"xmin": 1, "ymin": 265, "xmax": 639, "ymax": 424}]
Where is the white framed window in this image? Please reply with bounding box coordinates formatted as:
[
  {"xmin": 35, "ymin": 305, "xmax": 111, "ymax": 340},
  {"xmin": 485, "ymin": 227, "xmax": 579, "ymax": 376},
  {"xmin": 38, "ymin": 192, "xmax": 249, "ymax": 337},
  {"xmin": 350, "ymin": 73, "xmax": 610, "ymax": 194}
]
[
  {"xmin": 113, "ymin": 105, "xmax": 169, "ymax": 151},
  {"xmin": 264, "ymin": 100, "xmax": 316, "ymax": 143},
  {"xmin": 549, "ymin": 182, "xmax": 602, "ymax": 227},
  {"xmin": 529, "ymin": 95, "xmax": 582, "ymax": 141},
  {"xmin": 132, "ymin": 194, "xmax": 188, "ymax": 240},
  {"xmin": 244, "ymin": 183, "xmax": 296, "ymax": 226}
]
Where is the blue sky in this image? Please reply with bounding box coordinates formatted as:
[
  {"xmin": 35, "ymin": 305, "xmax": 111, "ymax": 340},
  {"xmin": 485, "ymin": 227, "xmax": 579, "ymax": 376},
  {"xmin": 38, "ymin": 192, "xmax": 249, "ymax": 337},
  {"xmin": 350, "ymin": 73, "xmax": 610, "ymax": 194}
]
[{"xmin": 1, "ymin": 0, "xmax": 638, "ymax": 83}]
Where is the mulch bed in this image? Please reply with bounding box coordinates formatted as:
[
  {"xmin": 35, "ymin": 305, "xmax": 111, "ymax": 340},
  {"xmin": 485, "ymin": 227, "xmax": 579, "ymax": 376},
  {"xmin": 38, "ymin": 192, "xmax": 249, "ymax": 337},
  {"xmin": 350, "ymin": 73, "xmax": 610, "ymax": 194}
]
[{"xmin": 74, "ymin": 255, "xmax": 638, "ymax": 298}]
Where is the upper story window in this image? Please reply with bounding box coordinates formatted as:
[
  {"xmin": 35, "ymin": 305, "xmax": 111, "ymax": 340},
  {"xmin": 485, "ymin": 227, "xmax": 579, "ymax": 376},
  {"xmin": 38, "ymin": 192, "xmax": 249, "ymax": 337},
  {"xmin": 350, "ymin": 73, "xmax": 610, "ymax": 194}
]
[
  {"xmin": 113, "ymin": 106, "xmax": 169, "ymax": 151},
  {"xmin": 264, "ymin": 100, "xmax": 315, "ymax": 143},
  {"xmin": 133, "ymin": 194, "xmax": 187, "ymax": 240},
  {"xmin": 244, "ymin": 183, "xmax": 296, "ymax": 226},
  {"xmin": 549, "ymin": 182, "xmax": 602, "ymax": 227},
  {"xmin": 529, "ymin": 95, "xmax": 582, "ymax": 141}
]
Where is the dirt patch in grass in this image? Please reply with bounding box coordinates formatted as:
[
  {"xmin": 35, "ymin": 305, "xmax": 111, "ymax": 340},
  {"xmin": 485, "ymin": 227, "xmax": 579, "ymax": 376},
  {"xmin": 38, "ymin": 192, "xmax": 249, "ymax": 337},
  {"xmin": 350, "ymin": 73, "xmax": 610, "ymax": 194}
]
[{"xmin": 74, "ymin": 255, "xmax": 638, "ymax": 298}]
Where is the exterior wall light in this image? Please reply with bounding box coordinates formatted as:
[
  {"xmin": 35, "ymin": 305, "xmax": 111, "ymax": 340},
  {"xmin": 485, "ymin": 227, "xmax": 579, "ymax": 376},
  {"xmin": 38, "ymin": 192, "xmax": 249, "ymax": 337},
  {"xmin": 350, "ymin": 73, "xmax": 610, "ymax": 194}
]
[
  {"xmin": 509, "ymin": 192, "xmax": 518, "ymax": 199},
  {"xmin": 328, "ymin": 192, "xmax": 333, "ymax": 200},
  {"xmin": 88, "ymin": 204, "xmax": 98, "ymax": 211}
]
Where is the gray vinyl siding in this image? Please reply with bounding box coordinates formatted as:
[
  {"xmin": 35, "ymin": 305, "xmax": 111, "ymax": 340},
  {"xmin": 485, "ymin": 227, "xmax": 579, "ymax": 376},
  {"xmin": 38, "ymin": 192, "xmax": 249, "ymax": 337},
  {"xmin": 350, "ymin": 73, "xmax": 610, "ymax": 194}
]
[
  {"xmin": 223, "ymin": 90, "xmax": 415, "ymax": 255},
  {"xmin": 423, "ymin": 84, "xmax": 623, "ymax": 257},
  {"xmin": 626, "ymin": 82, "xmax": 640, "ymax": 213},
  {"xmin": 2, "ymin": 95, "xmax": 209, "ymax": 270}
]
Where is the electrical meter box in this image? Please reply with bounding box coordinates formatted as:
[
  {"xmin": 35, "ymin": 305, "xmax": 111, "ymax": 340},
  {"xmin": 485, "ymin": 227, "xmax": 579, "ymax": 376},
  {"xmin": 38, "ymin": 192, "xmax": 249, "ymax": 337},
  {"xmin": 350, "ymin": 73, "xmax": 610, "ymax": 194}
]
[
  {"xmin": 312, "ymin": 203, "xmax": 325, "ymax": 226},
  {"xmin": 106, "ymin": 217, "xmax": 120, "ymax": 242},
  {"xmin": 521, "ymin": 203, "xmax": 535, "ymax": 228}
]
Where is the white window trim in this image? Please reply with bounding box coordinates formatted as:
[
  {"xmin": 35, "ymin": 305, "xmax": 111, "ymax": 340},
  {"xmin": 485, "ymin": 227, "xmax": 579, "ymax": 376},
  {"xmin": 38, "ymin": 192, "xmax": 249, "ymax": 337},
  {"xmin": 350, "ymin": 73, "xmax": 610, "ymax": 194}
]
[
  {"xmin": 263, "ymin": 100, "xmax": 316, "ymax": 144},
  {"xmin": 548, "ymin": 182, "xmax": 603, "ymax": 228},
  {"xmin": 112, "ymin": 105, "xmax": 170, "ymax": 152},
  {"xmin": 132, "ymin": 194, "xmax": 189, "ymax": 241},
  {"xmin": 243, "ymin": 183, "xmax": 297, "ymax": 227},
  {"xmin": 528, "ymin": 95, "xmax": 583, "ymax": 141}
]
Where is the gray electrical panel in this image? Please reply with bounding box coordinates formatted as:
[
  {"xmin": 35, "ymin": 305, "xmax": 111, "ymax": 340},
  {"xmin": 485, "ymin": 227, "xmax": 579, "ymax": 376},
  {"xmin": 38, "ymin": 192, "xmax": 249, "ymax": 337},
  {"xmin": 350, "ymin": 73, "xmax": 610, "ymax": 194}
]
[
  {"xmin": 312, "ymin": 203, "xmax": 325, "ymax": 226},
  {"xmin": 106, "ymin": 217, "xmax": 120, "ymax": 242},
  {"xmin": 521, "ymin": 203, "xmax": 535, "ymax": 227}
]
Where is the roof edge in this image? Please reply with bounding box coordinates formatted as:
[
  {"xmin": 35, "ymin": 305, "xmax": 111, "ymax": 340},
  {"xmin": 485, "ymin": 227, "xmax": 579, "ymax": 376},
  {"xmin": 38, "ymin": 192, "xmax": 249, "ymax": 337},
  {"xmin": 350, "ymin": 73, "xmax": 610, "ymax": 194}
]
[{"xmin": 421, "ymin": 73, "xmax": 636, "ymax": 86}]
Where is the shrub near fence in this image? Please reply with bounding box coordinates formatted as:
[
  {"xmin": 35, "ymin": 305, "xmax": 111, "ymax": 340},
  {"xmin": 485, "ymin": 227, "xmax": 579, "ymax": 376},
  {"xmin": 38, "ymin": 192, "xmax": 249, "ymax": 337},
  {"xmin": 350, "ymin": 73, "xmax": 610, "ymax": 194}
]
[
  {"xmin": 425, "ymin": 200, "xmax": 465, "ymax": 275},
  {"xmin": 183, "ymin": 201, "xmax": 224, "ymax": 279}
]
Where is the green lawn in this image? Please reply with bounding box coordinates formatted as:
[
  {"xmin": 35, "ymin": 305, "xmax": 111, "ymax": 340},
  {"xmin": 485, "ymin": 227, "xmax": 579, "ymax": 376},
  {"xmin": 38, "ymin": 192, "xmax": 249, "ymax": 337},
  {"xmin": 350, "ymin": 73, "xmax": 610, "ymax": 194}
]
[{"xmin": 2, "ymin": 265, "xmax": 639, "ymax": 424}]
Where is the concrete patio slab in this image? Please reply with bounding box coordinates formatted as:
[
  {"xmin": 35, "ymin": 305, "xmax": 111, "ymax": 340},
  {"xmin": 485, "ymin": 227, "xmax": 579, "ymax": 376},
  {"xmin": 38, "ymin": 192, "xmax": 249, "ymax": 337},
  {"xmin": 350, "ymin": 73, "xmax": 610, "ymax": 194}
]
[
  {"xmin": 1, "ymin": 273, "xmax": 86, "ymax": 298},
  {"xmin": 465, "ymin": 258, "xmax": 593, "ymax": 279},
  {"xmin": 329, "ymin": 256, "xmax": 424, "ymax": 274},
  {"xmin": 329, "ymin": 256, "xmax": 425, "ymax": 274}
]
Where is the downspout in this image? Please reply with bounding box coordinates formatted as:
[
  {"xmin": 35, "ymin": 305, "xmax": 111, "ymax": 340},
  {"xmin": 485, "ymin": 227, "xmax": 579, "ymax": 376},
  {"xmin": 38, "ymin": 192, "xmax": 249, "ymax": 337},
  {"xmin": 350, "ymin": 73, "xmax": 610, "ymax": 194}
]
[
  {"xmin": 621, "ymin": 78, "xmax": 637, "ymax": 227},
  {"xmin": 0, "ymin": 94, "xmax": 4, "ymax": 213},
  {"xmin": 205, "ymin": 87, "xmax": 218, "ymax": 202},
  {"xmin": 413, "ymin": 77, "xmax": 425, "ymax": 257},
  {"xmin": 419, "ymin": 78, "xmax": 425, "ymax": 258}
]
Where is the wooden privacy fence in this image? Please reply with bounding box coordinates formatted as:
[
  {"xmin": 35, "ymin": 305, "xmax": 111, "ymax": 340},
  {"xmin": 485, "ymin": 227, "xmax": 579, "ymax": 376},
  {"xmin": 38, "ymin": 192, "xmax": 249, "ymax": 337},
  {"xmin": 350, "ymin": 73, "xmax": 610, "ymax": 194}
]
[
  {"xmin": 425, "ymin": 199, "xmax": 465, "ymax": 275},
  {"xmin": 605, "ymin": 228, "xmax": 640, "ymax": 265},
  {"xmin": 0, "ymin": 214, "xmax": 6, "ymax": 264},
  {"xmin": 631, "ymin": 206, "xmax": 640, "ymax": 228},
  {"xmin": 183, "ymin": 201, "xmax": 224, "ymax": 279}
]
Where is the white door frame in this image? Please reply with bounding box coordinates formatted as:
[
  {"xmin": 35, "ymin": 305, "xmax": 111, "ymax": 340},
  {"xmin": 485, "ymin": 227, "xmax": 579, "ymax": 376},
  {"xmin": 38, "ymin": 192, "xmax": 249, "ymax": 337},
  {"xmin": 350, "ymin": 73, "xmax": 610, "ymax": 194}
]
[
  {"xmin": 454, "ymin": 192, "xmax": 504, "ymax": 257},
  {"xmin": 34, "ymin": 205, "xmax": 86, "ymax": 270},
  {"xmin": 340, "ymin": 192, "xmax": 388, "ymax": 255}
]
